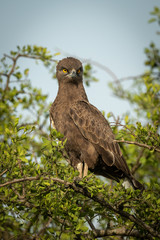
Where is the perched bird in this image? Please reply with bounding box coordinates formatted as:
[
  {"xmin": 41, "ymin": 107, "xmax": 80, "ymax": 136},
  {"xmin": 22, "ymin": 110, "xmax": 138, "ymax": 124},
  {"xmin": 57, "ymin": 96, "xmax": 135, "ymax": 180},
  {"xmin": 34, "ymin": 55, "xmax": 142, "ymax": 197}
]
[{"xmin": 50, "ymin": 57, "xmax": 143, "ymax": 190}]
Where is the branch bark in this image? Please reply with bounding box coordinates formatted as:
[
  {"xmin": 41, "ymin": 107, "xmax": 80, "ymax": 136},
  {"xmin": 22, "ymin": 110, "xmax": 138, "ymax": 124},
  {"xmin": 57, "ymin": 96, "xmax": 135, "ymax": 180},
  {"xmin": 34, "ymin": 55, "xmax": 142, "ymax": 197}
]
[
  {"xmin": 84, "ymin": 227, "xmax": 149, "ymax": 238},
  {"xmin": 115, "ymin": 139, "xmax": 160, "ymax": 153}
]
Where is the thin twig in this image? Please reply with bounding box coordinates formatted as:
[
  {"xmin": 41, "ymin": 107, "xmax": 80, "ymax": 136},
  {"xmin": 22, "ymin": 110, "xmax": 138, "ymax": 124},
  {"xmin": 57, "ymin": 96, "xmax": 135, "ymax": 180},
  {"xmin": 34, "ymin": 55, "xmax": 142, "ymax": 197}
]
[
  {"xmin": 18, "ymin": 53, "xmax": 57, "ymax": 62},
  {"xmin": 131, "ymin": 148, "xmax": 145, "ymax": 174},
  {"xmin": 4, "ymin": 54, "xmax": 14, "ymax": 60},
  {"xmin": 4, "ymin": 53, "xmax": 57, "ymax": 62},
  {"xmin": 83, "ymin": 227, "xmax": 152, "ymax": 239},
  {"xmin": 86, "ymin": 59, "xmax": 118, "ymax": 81},
  {"xmin": 85, "ymin": 215, "xmax": 97, "ymax": 235},
  {"xmin": 0, "ymin": 169, "xmax": 8, "ymax": 177},
  {"xmin": 56, "ymin": 48, "xmax": 118, "ymax": 81},
  {"xmin": 115, "ymin": 139, "xmax": 160, "ymax": 153},
  {"xmin": 0, "ymin": 73, "xmax": 8, "ymax": 77},
  {"xmin": 4, "ymin": 55, "xmax": 17, "ymax": 91},
  {"xmin": 3, "ymin": 52, "xmax": 57, "ymax": 91}
]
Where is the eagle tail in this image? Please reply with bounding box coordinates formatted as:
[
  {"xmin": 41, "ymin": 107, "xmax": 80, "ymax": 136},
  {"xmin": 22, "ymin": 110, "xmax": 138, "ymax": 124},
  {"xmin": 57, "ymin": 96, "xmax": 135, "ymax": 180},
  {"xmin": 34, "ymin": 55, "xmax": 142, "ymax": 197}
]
[
  {"xmin": 131, "ymin": 177, "xmax": 144, "ymax": 191},
  {"xmin": 124, "ymin": 176, "xmax": 144, "ymax": 191}
]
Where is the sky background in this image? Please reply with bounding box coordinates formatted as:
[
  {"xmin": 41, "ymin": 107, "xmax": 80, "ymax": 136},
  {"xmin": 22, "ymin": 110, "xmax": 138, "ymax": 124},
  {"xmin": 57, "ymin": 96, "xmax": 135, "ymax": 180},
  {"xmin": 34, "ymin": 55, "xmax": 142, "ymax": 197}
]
[{"xmin": 0, "ymin": 0, "xmax": 159, "ymax": 119}]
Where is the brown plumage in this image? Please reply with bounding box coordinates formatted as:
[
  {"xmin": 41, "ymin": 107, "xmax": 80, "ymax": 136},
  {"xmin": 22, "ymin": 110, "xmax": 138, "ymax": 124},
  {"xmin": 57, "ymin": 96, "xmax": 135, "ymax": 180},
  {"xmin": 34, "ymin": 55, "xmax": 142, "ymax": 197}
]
[{"xmin": 50, "ymin": 57, "xmax": 144, "ymax": 190}]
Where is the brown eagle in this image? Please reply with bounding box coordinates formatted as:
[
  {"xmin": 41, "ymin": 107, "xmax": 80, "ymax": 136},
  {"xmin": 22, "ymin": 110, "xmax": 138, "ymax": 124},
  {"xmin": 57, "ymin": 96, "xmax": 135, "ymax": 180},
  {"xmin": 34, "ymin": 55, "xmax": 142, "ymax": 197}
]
[{"xmin": 50, "ymin": 57, "xmax": 143, "ymax": 190}]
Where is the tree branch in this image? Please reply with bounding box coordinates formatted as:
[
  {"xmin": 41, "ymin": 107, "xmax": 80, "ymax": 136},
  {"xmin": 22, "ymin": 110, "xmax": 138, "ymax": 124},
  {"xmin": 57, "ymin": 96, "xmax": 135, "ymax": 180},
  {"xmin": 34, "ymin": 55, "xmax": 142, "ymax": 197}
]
[
  {"xmin": 17, "ymin": 53, "xmax": 57, "ymax": 62},
  {"xmin": 115, "ymin": 139, "xmax": 160, "ymax": 153},
  {"xmin": 4, "ymin": 53, "xmax": 57, "ymax": 62},
  {"xmin": 2, "ymin": 52, "xmax": 57, "ymax": 91},
  {"xmin": 85, "ymin": 215, "xmax": 97, "ymax": 235},
  {"xmin": 4, "ymin": 55, "xmax": 17, "ymax": 91},
  {"xmin": 0, "ymin": 175, "xmax": 65, "ymax": 187},
  {"xmin": 73, "ymin": 183, "xmax": 159, "ymax": 238},
  {"xmin": 84, "ymin": 227, "xmax": 150, "ymax": 239}
]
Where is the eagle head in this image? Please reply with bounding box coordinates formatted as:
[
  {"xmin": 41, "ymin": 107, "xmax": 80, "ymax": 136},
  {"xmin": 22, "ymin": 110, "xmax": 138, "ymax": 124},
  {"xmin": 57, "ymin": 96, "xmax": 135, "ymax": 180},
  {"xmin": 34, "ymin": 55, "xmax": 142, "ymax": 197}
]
[{"xmin": 56, "ymin": 57, "xmax": 83, "ymax": 84}]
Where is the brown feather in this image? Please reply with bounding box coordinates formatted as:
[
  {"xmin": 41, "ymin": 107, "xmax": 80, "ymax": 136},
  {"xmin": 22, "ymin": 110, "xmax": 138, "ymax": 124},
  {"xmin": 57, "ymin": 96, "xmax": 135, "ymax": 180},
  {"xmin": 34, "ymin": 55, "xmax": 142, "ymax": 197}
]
[{"xmin": 50, "ymin": 57, "xmax": 144, "ymax": 191}]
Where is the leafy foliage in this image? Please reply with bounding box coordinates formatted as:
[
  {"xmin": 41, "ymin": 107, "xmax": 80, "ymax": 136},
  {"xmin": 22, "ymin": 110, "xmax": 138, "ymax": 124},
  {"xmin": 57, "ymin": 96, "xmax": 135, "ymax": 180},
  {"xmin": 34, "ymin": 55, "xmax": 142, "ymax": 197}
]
[{"xmin": 0, "ymin": 8, "xmax": 160, "ymax": 240}]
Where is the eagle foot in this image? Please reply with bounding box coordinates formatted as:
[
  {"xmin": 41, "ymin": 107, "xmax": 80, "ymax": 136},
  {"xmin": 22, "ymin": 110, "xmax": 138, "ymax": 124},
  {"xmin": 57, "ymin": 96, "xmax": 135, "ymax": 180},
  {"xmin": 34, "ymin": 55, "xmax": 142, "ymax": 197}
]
[{"xmin": 77, "ymin": 162, "xmax": 88, "ymax": 178}]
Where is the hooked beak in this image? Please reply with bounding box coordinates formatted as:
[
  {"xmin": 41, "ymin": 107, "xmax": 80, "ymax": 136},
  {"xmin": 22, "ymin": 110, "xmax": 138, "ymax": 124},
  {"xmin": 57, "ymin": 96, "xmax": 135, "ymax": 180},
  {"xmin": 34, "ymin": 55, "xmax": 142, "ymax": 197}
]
[{"xmin": 69, "ymin": 69, "xmax": 77, "ymax": 78}]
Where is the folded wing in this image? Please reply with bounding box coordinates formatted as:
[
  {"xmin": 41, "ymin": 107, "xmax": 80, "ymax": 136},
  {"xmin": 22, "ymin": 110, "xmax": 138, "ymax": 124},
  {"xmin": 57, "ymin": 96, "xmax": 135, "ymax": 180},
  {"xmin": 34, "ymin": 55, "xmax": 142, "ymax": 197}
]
[{"xmin": 70, "ymin": 100, "xmax": 131, "ymax": 180}]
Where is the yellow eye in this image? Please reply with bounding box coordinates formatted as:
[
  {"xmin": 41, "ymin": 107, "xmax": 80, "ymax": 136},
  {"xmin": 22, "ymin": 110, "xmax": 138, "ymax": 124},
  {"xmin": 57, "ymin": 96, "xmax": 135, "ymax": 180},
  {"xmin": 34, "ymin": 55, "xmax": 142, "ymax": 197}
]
[
  {"xmin": 77, "ymin": 69, "xmax": 81, "ymax": 74},
  {"xmin": 63, "ymin": 68, "xmax": 68, "ymax": 73}
]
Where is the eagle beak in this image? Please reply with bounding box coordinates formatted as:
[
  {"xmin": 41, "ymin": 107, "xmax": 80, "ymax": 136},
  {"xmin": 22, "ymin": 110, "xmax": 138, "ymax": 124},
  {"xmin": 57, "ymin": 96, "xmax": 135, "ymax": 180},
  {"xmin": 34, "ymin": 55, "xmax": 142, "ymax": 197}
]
[{"xmin": 70, "ymin": 69, "xmax": 77, "ymax": 78}]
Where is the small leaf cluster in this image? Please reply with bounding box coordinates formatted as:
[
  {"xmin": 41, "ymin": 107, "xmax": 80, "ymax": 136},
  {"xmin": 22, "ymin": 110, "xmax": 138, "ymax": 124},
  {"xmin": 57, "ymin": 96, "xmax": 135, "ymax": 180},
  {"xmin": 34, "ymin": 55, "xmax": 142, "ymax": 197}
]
[
  {"xmin": 149, "ymin": 7, "xmax": 160, "ymax": 26},
  {"xmin": 83, "ymin": 63, "xmax": 99, "ymax": 86},
  {"xmin": 108, "ymin": 9, "xmax": 160, "ymax": 191}
]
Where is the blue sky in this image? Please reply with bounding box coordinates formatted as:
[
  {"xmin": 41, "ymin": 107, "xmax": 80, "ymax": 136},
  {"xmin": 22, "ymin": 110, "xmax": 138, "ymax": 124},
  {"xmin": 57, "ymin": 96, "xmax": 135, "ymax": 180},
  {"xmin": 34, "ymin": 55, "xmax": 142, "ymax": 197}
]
[{"xmin": 0, "ymin": 0, "xmax": 159, "ymax": 118}]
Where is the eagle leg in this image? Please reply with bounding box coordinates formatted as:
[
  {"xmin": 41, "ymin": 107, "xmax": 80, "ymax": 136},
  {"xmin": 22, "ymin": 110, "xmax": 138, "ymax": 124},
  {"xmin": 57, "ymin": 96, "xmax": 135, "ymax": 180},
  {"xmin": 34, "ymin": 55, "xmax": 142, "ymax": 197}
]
[
  {"xmin": 77, "ymin": 162, "xmax": 88, "ymax": 178},
  {"xmin": 77, "ymin": 162, "xmax": 83, "ymax": 178},
  {"xmin": 83, "ymin": 162, "xmax": 88, "ymax": 177}
]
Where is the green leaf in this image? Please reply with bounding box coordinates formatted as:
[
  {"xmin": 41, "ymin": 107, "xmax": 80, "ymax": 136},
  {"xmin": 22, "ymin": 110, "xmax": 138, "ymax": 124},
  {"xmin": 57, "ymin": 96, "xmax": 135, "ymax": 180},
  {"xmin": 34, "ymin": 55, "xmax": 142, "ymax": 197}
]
[
  {"xmin": 10, "ymin": 51, "xmax": 17, "ymax": 56},
  {"xmin": 5, "ymin": 128, "xmax": 11, "ymax": 135},
  {"xmin": 14, "ymin": 71, "xmax": 22, "ymax": 79},
  {"xmin": 124, "ymin": 115, "xmax": 129, "ymax": 124},
  {"xmin": 54, "ymin": 52, "xmax": 61, "ymax": 56},
  {"xmin": 148, "ymin": 18, "xmax": 156, "ymax": 23},
  {"xmin": 24, "ymin": 68, "xmax": 29, "ymax": 76}
]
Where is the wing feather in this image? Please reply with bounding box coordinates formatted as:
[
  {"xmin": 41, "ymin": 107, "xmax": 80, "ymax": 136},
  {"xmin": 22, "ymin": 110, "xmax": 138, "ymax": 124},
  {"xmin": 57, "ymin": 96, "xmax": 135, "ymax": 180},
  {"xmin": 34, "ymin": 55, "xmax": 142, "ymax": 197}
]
[{"xmin": 70, "ymin": 100, "xmax": 130, "ymax": 175}]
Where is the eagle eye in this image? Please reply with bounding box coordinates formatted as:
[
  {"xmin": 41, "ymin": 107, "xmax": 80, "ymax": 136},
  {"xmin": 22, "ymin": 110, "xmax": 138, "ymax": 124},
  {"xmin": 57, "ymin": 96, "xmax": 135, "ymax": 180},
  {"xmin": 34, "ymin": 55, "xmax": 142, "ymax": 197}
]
[
  {"xmin": 77, "ymin": 69, "xmax": 81, "ymax": 74},
  {"xmin": 63, "ymin": 68, "xmax": 68, "ymax": 73}
]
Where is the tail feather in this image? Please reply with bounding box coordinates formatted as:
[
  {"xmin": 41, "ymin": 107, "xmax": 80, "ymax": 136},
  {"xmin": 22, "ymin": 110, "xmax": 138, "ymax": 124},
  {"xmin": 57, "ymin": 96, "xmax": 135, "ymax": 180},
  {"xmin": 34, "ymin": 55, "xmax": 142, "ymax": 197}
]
[
  {"xmin": 131, "ymin": 177, "xmax": 144, "ymax": 191},
  {"xmin": 122, "ymin": 175, "xmax": 144, "ymax": 191},
  {"xmin": 126, "ymin": 175, "xmax": 144, "ymax": 191}
]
